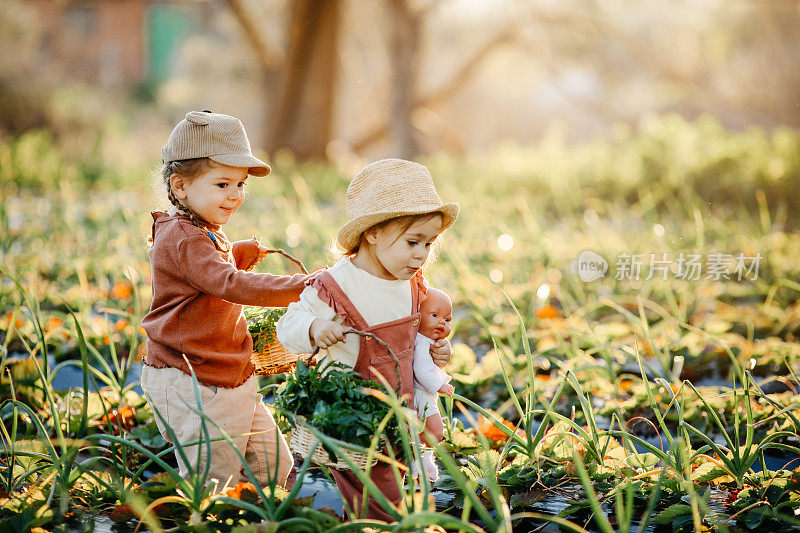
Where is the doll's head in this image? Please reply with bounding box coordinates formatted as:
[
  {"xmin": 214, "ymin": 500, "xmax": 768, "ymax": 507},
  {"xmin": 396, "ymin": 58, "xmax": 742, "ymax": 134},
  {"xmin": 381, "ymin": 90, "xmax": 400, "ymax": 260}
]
[{"xmin": 419, "ymin": 287, "xmax": 452, "ymax": 340}]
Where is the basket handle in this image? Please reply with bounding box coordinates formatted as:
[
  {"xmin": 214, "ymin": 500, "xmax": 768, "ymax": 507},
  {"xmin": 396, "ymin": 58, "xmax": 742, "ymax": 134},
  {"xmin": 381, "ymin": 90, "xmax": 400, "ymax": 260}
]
[
  {"xmin": 311, "ymin": 328, "xmax": 401, "ymax": 392},
  {"xmin": 262, "ymin": 246, "xmax": 309, "ymax": 274}
]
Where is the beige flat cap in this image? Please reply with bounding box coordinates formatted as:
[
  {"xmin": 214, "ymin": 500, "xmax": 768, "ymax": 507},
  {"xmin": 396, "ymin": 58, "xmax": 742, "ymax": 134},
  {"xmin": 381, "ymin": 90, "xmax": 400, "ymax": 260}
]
[{"xmin": 162, "ymin": 111, "xmax": 270, "ymax": 177}]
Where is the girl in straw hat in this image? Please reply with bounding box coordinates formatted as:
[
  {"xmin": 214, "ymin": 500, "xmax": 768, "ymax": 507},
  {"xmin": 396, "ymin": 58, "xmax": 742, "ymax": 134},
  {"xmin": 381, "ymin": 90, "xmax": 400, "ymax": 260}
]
[
  {"xmin": 277, "ymin": 158, "xmax": 458, "ymax": 521},
  {"xmin": 140, "ymin": 111, "xmax": 308, "ymax": 491}
]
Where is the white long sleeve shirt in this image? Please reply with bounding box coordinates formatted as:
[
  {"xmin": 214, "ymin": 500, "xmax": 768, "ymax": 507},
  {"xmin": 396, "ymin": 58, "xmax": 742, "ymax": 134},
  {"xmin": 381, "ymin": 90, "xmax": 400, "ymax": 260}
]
[{"xmin": 276, "ymin": 257, "xmax": 412, "ymax": 369}]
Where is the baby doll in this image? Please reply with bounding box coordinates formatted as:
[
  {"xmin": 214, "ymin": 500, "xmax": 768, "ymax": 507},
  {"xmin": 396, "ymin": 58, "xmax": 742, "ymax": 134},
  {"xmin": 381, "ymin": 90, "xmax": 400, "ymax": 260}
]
[{"xmin": 412, "ymin": 287, "xmax": 455, "ymax": 482}]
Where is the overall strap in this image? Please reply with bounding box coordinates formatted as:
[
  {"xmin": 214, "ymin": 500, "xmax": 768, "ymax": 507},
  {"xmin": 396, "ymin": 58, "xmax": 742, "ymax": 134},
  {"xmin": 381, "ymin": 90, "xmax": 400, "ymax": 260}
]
[{"xmin": 307, "ymin": 271, "xmax": 370, "ymax": 331}]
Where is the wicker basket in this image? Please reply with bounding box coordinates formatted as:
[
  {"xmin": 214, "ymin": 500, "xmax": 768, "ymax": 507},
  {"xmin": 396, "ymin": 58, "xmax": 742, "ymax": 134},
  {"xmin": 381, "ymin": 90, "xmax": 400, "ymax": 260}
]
[
  {"xmin": 287, "ymin": 329, "xmax": 398, "ymax": 469},
  {"xmin": 251, "ymin": 338, "xmax": 313, "ymax": 376},
  {"xmin": 246, "ymin": 248, "xmax": 311, "ymax": 376},
  {"xmin": 289, "ymin": 415, "xmax": 387, "ymax": 470}
]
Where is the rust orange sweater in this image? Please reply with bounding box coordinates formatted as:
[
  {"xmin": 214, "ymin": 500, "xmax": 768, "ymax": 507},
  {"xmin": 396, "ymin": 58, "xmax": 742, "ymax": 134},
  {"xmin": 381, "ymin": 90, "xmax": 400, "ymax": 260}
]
[{"xmin": 141, "ymin": 211, "xmax": 307, "ymax": 387}]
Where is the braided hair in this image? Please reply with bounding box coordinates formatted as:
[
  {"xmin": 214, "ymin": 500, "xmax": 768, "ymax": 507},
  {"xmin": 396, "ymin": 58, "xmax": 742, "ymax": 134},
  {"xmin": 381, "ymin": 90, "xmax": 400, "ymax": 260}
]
[{"xmin": 154, "ymin": 158, "xmax": 232, "ymax": 253}]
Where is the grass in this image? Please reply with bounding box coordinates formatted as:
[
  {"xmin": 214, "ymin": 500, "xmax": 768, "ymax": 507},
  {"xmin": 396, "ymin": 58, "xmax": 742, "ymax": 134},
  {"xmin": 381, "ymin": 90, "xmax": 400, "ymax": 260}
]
[{"xmin": 4, "ymin": 114, "xmax": 800, "ymax": 530}]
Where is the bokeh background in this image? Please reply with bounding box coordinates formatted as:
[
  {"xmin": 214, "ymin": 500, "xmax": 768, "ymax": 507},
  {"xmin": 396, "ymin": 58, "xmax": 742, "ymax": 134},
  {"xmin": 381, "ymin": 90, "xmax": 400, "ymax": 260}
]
[
  {"xmin": 6, "ymin": 3, "xmax": 800, "ymax": 529},
  {"xmin": 4, "ymin": 0, "xmax": 800, "ymax": 362},
  {"xmin": 3, "ymin": 0, "xmax": 800, "ymax": 171}
]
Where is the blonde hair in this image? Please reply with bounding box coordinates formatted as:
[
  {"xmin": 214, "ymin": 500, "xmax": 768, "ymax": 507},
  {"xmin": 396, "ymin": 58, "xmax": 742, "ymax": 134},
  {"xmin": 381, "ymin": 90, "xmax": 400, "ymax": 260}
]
[
  {"xmin": 347, "ymin": 212, "xmax": 443, "ymax": 261},
  {"xmin": 152, "ymin": 157, "xmax": 231, "ymax": 252}
]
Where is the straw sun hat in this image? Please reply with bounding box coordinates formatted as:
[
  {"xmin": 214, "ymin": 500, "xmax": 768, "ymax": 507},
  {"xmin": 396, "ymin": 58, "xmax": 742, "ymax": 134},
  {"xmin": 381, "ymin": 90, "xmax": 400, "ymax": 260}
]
[
  {"xmin": 162, "ymin": 111, "xmax": 271, "ymax": 177},
  {"xmin": 337, "ymin": 159, "xmax": 459, "ymax": 251}
]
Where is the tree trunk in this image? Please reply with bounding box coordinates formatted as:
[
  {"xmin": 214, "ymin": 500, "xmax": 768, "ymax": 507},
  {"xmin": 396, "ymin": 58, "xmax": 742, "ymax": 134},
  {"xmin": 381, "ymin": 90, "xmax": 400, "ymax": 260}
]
[
  {"xmin": 354, "ymin": 21, "xmax": 518, "ymax": 153},
  {"xmin": 388, "ymin": 0, "xmax": 420, "ymax": 158},
  {"xmin": 268, "ymin": 0, "xmax": 341, "ymax": 160}
]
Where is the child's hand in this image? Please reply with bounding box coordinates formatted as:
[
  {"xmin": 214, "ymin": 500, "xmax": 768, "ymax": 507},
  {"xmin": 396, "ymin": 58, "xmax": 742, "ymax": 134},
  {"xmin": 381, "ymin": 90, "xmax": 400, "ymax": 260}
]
[
  {"xmin": 251, "ymin": 241, "xmax": 269, "ymax": 270},
  {"xmin": 430, "ymin": 338, "xmax": 451, "ymax": 368},
  {"xmin": 438, "ymin": 383, "xmax": 454, "ymax": 397},
  {"xmin": 310, "ymin": 319, "xmax": 347, "ymax": 349},
  {"xmin": 233, "ymin": 237, "xmax": 269, "ymax": 271}
]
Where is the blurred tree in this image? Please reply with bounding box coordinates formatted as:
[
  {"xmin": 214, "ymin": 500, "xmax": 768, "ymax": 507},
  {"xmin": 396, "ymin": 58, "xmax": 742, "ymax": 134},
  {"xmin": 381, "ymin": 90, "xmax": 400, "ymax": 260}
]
[
  {"xmin": 227, "ymin": 0, "xmax": 340, "ymax": 160},
  {"xmin": 8, "ymin": 0, "xmax": 799, "ymax": 159},
  {"xmin": 267, "ymin": 0, "xmax": 341, "ymax": 159},
  {"xmin": 353, "ymin": 1, "xmax": 520, "ymax": 156},
  {"xmin": 388, "ymin": 0, "xmax": 421, "ymax": 159},
  {"xmin": 0, "ymin": 1, "xmax": 52, "ymax": 136},
  {"xmin": 226, "ymin": 0, "xmax": 514, "ymax": 160}
]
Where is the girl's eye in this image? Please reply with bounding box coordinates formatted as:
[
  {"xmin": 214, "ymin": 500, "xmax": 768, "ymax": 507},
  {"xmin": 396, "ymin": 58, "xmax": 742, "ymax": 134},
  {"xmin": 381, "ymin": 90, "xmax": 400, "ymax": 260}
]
[
  {"xmin": 216, "ymin": 183, "xmax": 227, "ymax": 189},
  {"xmin": 238, "ymin": 181, "xmax": 247, "ymax": 188},
  {"xmin": 444, "ymin": 317, "xmax": 451, "ymax": 322},
  {"xmin": 431, "ymin": 313, "xmax": 437, "ymax": 317},
  {"xmin": 425, "ymin": 242, "xmax": 432, "ymax": 248},
  {"xmin": 407, "ymin": 240, "xmax": 418, "ymax": 246}
]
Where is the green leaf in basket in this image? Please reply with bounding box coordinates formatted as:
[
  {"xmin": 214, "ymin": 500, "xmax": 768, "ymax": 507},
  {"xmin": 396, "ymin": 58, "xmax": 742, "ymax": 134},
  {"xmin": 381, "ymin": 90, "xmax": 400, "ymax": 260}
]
[
  {"xmin": 246, "ymin": 307, "xmax": 287, "ymax": 345},
  {"xmin": 275, "ymin": 358, "xmax": 403, "ymax": 452}
]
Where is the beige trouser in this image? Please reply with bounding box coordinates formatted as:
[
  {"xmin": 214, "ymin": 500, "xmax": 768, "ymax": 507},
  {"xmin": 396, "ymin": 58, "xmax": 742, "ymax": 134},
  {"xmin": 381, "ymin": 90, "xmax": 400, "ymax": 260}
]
[{"xmin": 140, "ymin": 365, "xmax": 293, "ymax": 489}]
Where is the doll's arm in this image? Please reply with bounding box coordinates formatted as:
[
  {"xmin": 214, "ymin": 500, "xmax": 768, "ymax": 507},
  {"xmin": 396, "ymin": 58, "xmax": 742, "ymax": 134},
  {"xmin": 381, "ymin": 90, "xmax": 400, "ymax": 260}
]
[{"xmin": 430, "ymin": 338, "xmax": 452, "ymax": 368}]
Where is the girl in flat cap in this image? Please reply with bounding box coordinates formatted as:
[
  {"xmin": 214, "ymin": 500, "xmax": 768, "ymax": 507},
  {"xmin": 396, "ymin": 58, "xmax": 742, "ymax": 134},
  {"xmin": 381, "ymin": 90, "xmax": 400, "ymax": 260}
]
[{"xmin": 140, "ymin": 111, "xmax": 307, "ymax": 490}]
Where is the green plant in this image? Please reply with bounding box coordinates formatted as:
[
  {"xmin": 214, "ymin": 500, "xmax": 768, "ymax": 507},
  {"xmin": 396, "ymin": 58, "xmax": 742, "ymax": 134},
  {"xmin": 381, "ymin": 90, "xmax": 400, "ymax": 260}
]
[
  {"xmin": 275, "ymin": 359, "xmax": 403, "ymax": 456},
  {"xmin": 246, "ymin": 307, "xmax": 287, "ymax": 353},
  {"xmin": 726, "ymin": 469, "xmax": 800, "ymax": 531}
]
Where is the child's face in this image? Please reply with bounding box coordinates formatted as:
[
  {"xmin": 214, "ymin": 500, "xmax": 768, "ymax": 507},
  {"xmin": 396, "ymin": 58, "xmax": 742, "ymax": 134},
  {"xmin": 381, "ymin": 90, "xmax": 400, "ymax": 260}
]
[
  {"xmin": 419, "ymin": 290, "xmax": 452, "ymax": 339},
  {"xmin": 366, "ymin": 215, "xmax": 442, "ymax": 280},
  {"xmin": 172, "ymin": 163, "xmax": 248, "ymax": 226}
]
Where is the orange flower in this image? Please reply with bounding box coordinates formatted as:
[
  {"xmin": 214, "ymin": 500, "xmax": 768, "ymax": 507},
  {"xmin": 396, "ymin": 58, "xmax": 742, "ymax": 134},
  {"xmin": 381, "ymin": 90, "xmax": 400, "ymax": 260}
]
[
  {"xmin": 114, "ymin": 318, "xmax": 129, "ymax": 331},
  {"xmin": 619, "ymin": 379, "xmax": 634, "ymax": 392},
  {"xmin": 224, "ymin": 481, "xmax": 259, "ymax": 502},
  {"xmin": 478, "ymin": 415, "xmax": 515, "ymax": 442},
  {"xmin": 103, "ymin": 336, "xmax": 111, "ymax": 345},
  {"xmin": 100, "ymin": 406, "xmax": 136, "ymax": 433},
  {"xmin": 535, "ymin": 305, "xmax": 559, "ymax": 319},
  {"xmin": 111, "ymin": 281, "xmax": 132, "ymax": 300},
  {"xmin": 47, "ymin": 317, "xmax": 63, "ymax": 331}
]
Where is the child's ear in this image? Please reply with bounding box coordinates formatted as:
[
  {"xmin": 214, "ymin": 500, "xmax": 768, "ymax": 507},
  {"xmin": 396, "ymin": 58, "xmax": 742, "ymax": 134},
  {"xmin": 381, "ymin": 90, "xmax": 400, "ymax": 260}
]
[
  {"xmin": 364, "ymin": 227, "xmax": 379, "ymax": 245},
  {"xmin": 169, "ymin": 173, "xmax": 187, "ymax": 199}
]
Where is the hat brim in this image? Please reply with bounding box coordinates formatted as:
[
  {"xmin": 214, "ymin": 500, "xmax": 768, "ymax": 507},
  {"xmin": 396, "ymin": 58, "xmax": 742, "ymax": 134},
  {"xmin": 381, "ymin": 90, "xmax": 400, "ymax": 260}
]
[
  {"xmin": 337, "ymin": 202, "xmax": 459, "ymax": 252},
  {"xmin": 209, "ymin": 153, "xmax": 271, "ymax": 177}
]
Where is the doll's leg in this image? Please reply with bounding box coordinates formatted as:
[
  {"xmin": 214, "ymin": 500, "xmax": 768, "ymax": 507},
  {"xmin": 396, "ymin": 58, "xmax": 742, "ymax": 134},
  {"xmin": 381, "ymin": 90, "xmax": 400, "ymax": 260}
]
[{"xmin": 421, "ymin": 413, "xmax": 444, "ymax": 446}]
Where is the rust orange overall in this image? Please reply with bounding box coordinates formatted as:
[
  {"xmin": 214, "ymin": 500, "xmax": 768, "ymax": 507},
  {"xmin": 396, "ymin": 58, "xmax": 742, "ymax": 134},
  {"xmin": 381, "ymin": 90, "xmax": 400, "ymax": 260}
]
[{"xmin": 308, "ymin": 270, "xmax": 426, "ymax": 521}]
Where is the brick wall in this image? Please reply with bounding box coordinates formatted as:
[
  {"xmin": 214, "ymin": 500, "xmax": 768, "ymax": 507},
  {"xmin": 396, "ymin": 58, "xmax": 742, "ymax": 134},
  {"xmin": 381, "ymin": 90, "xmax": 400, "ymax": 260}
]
[{"xmin": 28, "ymin": 1, "xmax": 147, "ymax": 86}]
